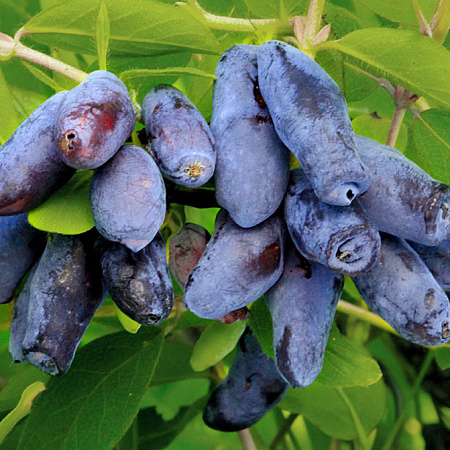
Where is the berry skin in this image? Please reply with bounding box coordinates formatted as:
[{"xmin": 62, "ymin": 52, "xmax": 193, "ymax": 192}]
[
  {"xmin": 0, "ymin": 91, "xmax": 75, "ymax": 215},
  {"xmin": 265, "ymin": 244, "xmax": 344, "ymax": 388},
  {"xmin": 211, "ymin": 44, "xmax": 290, "ymax": 228},
  {"xmin": 355, "ymin": 135, "xmax": 450, "ymax": 246},
  {"xmin": 203, "ymin": 328, "xmax": 288, "ymax": 432},
  {"xmin": 21, "ymin": 232, "xmax": 105, "ymax": 375},
  {"xmin": 257, "ymin": 40, "xmax": 370, "ymax": 206},
  {"xmin": 284, "ymin": 168, "xmax": 381, "ymax": 276},
  {"xmin": 96, "ymin": 233, "xmax": 174, "ymax": 326},
  {"xmin": 55, "ymin": 70, "xmax": 136, "ymax": 169},
  {"xmin": 0, "ymin": 214, "xmax": 45, "ymax": 304},
  {"xmin": 409, "ymin": 238, "xmax": 450, "ymax": 292},
  {"xmin": 183, "ymin": 210, "xmax": 286, "ymax": 319},
  {"xmin": 352, "ymin": 233, "xmax": 450, "ymax": 347},
  {"xmin": 168, "ymin": 221, "xmax": 250, "ymax": 323},
  {"xmin": 90, "ymin": 145, "xmax": 166, "ymax": 253},
  {"xmin": 169, "ymin": 222, "xmax": 210, "ymax": 290},
  {"xmin": 9, "ymin": 263, "xmax": 38, "ymax": 363},
  {"xmin": 142, "ymin": 85, "xmax": 216, "ymax": 187}
]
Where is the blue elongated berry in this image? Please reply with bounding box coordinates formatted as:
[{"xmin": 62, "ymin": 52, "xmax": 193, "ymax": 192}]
[
  {"xmin": 284, "ymin": 168, "xmax": 380, "ymax": 276},
  {"xmin": 0, "ymin": 214, "xmax": 45, "ymax": 304},
  {"xmin": 169, "ymin": 222, "xmax": 210, "ymax": 290},
  {"xmin": 142, "ymin": 85, "xmax": 216, "ymax": 187},
  {"xmin": 55, "ymin": 71, "xmax": 136, "ymax": 169},
  {"xmin": 0, "ymin": 92, "xmax": 75, "ymax": 215},
  {"xmin": 96, "ymin": 233, "xmax": 174, "ymax": 326},
  {"xmin": 265, "ymin": 245, "xmax": 344, "ymax": 388},
  {"xmin": 22, "ymin": 232, "xmax": 105, "ymax": 375},
  {"xmin": 211, "ymin": 45, "xmax": 290, "ymax": 228},
  {"xmin": 352, "ymin": 234, "xmax": 450, "ymax": 346},
  {"xmin": 409, "ymin": 238, "xmax": 449, "ymax": 292},
  {"xmin": 203, "ymin": 328, "xmax": 288, "ymax": 431},
  {"xmin": 90, "ymin": 145, "xmax": 166, "ymax": 253},
  {"xmin": 257, "ymin": 40, "xmax": 370, "ymax": 206},
  {"xmin": 9, "ymin": 263, "xmax": 38, "ymax": 363},
  {"xmin": 355, "ymin": 135, "xmax": 450, "ymax": 246},
  {"xmin": 183, "ymin": 210, "xmax": 286, "ymax": 319}
]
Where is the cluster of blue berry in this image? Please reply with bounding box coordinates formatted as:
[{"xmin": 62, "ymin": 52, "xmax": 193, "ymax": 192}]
[{"xmin": 0, "ymin": 40, "xmax": 448, "ymax": 432}]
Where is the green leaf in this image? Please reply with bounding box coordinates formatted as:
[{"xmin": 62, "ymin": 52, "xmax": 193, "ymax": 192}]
[
  {"xmin": 2, "ymin": 59, "xmax": 53, "ymax": 123},
  {"xmin": 411, "ymin": 109, "xmax": 450, "ymax": 184},
  {"xmin": 323, "ymin": 28, "xmax": 450, "ymax": 109},
  {"xmin": 315, "ymin": 49, "xmax": 344, "ymax": 93},
  {"xmin": 190, "ymin": 321, "xmax": 247, "ymax": 372},
  {"xmin": 137, "ymin": 397, "xmax": 208, "ymax": 450},
  {"xmin": 343, "ymin": 62, "xmax": 378, "ymax": 102},
  {"xmin": 28, "ymin": 170, "xmax": 95, "ymax": 235},
  {"xmin": 431, "ymin": 0, "xmax": 450, "ymax": 44},
  {"xmin": 115, "ymin": 305, "xmax": 141, "ymax": 334},
  {"xmin": 0, "ymin": 365, "xmax": 49, "ymax": 414},
  {"xmin": 249, "ymin": 297, "xmax": 274, "ymax": 358},
  {"xmin": 0, "ymin": 382, "xmax": 46, "ymax": 446},
  {"xmin": 324, "ymin": 2, "xmax": 362, "ymax": 39},
  {"xmin": 279, "ymin": 379, "xmax": 387, "ymax": 440},
  {"xmin": 0, "ymin": 346, "xmax": 49, "ymax": 413},
  {"xmin": 317, "ymin": 325, "xmax": 382, "ymax": 388},
  {"xmin": 244, "ymin": 0, "xmax": 308, "ymax": 19},
  {"xmin": 0, "ymin": 0, "xmax": 30, "ymax": 35},
  {"xmin": 96, "ymin": 0, "xmax": 110, "ymax": 71},
  {"xmin": 356, "ymin": 0, "xmax": 440, "ymax": 25},
  {"xmin": 22, "ymin": 0, "xmax": 220, "ymax": 57},
  {"xmin": 244, "ymin": 0, "xmax": 282, "ymax": 19},
  {"xmin": 142, "ymin": 379, "xmax": 209, "ymax": 420},
  {"xmin": 0, "ymin": 66, "xmax": 20, "ymax": 143},
  {"xmin": 17, "ymin": 328, "xmax": 164, "ymax": 450},
  {"xmin": 348, "ymin": 86, "xmax": 396, "ymax": 121},
  {"xmin": 108, "ymin": 52, "xmax": 192, "ymax": 102},
  {"xmin": 184, "ymin": 206, "xmax": 219, "ymax": 236},
  {"xmin": 22, "ymin": 61, "xmax": 65, "ymax": 92},
  {"xmin": 164, "ymin": 412, "xmax": 241, "ymax": 449},
  {"xmin": 440, "ymin": 406, "xmax": 450, "ymax": 429},
  {"xmin": 352, "ymin": 113, "xmax": 408, "ymax": 152},
  {"xmin": 179, "ymin": 54, "xmax": 218, "ymax": 122},
  {"xmin": 435, "ymin": 346, "xmax": 450, "ymax": 369},
  {"xmin": 368, "ymin": 336, "xmax": 428, "ymax": 449},
  {"xmin": 151, "ymin": 341, "xmax": 208, "ymax": 385},
  {"xmin": 171, "ymin": 310, "xmax": 211, "ymax": 331},
  {"xmin": 120, "ymin": 67, "xmax": 215, "ymax": 84},
  {"xmin": 417, "ymin": 390, "xmax": 439, "ymax": 425}
]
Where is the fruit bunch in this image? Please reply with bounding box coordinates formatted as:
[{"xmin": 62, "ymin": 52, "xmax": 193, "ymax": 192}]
[{"xmin": 1, "ymin": 39, "xmax": 449, "ymax": 433}]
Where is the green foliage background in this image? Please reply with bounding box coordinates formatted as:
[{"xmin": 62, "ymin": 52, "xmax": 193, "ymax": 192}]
[{"xmin": 0, "ymin": 0, "xmax": 449, "ymax": 449}]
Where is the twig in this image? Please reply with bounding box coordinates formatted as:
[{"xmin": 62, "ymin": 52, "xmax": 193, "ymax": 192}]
[
  {"xmin": 13, "ymin": 40, "xmax": 87, "ymax": 83},
  {"xmin": 269, "ymin": 413, "xmax": 299, "ymax": 450},
  {"xmin": 178, "ymin": 0, "xmax": 293, "ymax": 34},
  {"xmin": 337, "ymin": 300, "xmax": 397, "ymax": 336},
  {"xmin": 386, "ymin": 103, "xmax": 406, "ymax": 147},
  {"xmin": 238, "ymin": 429, "xmax": 258, "ymax": 450},
  {"xmin": 380, "ymin": 350, "xmax": 435, "ymax": 450}
]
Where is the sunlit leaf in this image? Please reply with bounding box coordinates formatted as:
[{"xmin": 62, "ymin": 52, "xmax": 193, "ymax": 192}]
[{"xmin": 323, "ymin": 28, "xmax": 450, "ymax": 109}]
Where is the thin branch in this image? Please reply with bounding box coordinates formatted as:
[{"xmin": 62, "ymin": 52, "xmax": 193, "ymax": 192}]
[
  {"xmin": 179, "ymin": 0, "xmax": 293, "ymax": 33},
  {"xmin": 386, "ymin": 104, "xmax": 406, "ymax": 147},
  {"xmin": 13, "ymin": 40, "xmax": 87, "ymax": 83},
  {"xmin": 238, "ymin": 429, "xmax": 258, "ymax": 450},
  {"xmin": 337, "ymin": 300, "xmax": 450, "ymax": 349},
  {"xmin": 380, "ymin": 350, "xmax": 435, "ymax": 450},
  {"xmin": 344, "ymin": 62, "xmax": 396, "ymax": 96},
  {"xmin": 269, "ymin": 413, "xmax": 299, "ymax": 450},
  {"xmin": 337, "ymin": 300, "xmax": 398, "ymax": 336}
]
